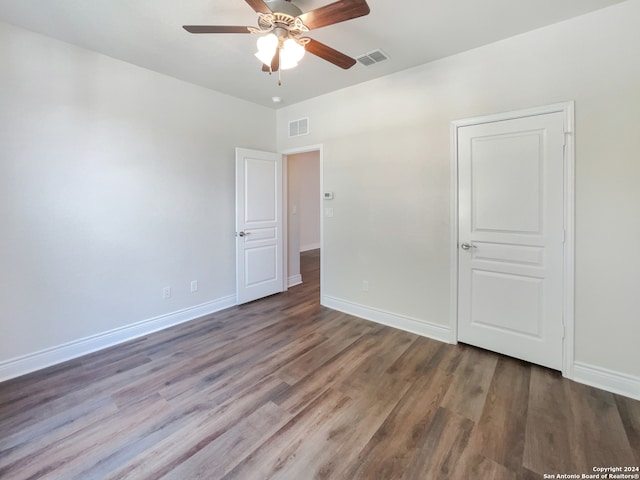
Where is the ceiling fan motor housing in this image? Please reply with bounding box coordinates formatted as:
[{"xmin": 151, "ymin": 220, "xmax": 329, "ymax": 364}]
[{"xmin": 265, "ymin": 0, "xmax": 303, "ymax": 17}]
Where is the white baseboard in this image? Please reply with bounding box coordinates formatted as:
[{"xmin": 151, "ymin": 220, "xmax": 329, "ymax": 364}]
[
  {"xmin": 288, "ymin": 274, "xmax": 303, "ymax": 287},
  {"xmin": 8, "ymin": 294, "xmax": 636, "ymax": 402},
  {"xmin": 322, "ymin": 295, "xmax": 454, "ymax": 344},
  {"xmin": 572, "ymin": 361, "xmax": 640, "ymax": 401},
  {"xmin": 0, "ymin": 295, "xmax": 237, "ymax": 383},
  {"xmin": 300, "ymin": 243, "xmax": 320, "ymax": 252}
]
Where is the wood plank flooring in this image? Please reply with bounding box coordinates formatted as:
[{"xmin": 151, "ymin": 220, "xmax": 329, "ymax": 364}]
[{"xmin": 1, "ymin": 249, "xmax": 638, "ymax": 479}]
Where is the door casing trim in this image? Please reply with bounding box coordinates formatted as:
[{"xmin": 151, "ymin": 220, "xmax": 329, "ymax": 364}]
[
  {"xmin": 280, "ymin": 144, "xmax": 324, "ymax": 300},
  {"xmin": 449, "ymin": 102, "xmax": 575, "ymax": 378}
]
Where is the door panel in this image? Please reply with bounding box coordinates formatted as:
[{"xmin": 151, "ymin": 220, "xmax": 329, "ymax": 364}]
[
  {"xmin": 245, "ymin": 245, "xmax": 277, "ymax": 286},
  {"xmin": 471, "ymin": 270, "xmax": 543, "ymax": 337},
  {"xmin": 471, "ymin": 133, "xmax": 542, "ymax": 233},
  {"xmin": 458, "ymin": 112, "xmax": 565, "ymax": 370},
  {"xmin": 236, "ymin": 148, "xmax": 284, "ymax": 304},
  {"xmin": 245, "ymin": 158, "xmax": 278, "ymax": 222}
]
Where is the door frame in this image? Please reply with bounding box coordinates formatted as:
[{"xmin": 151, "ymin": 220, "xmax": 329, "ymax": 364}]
[
  {"xmin": 281, "ymin": 144, "xmax": 324, "ymax": 300},
  {"xmin": 449, "ymin": 102, "xmax": 575, "ymax": 377}
]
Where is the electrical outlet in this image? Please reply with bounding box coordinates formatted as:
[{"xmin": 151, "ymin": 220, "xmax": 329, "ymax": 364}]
[
  {"xmin": 163, "ymin": 287, "xmax": 171, "ymax": 299},
  {"xmin": 362, "ymin": 280, "xmax": 369, "ymax": 292},
  {"xmin": 191, "ymin": 280, "xmax": 198, "ymax": 293}
]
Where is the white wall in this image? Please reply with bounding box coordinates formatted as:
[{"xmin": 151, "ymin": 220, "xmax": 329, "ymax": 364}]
[
  {"xmin": 276, "ymin": 1, "xmax": 640, "ymax": 392},
  {"xmin": 2, "ymin": 2, "xmax": 638, "ymax": 397},
  {"xmin": 0, "ymin": 21, "xmax": 276, "ymax": 374}
]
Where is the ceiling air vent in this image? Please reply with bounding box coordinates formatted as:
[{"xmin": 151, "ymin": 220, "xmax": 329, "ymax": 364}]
[
  {"xmin": 357, "ymin": 49, "xmax": 389, "ymax": 67},
  {"xmin": 289, "ymin": 117, "xmax": 309, "ymax": 137}
]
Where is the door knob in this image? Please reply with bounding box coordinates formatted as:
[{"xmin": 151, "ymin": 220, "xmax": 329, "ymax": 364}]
[
  {"xmin": 460, "ymin": 243, "xmax": 476, "ymax": 250},
  {"xmin": 238, "ymin": 231, "xmax": 251, "ymax": 237}
]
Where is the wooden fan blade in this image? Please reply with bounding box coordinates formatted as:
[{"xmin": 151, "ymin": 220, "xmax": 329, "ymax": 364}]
[
  {"xmin": 298, "ymin": 0, "xmax": 370, "ymax": 30},
  {"xmin": 183, "ymin": 25, "xmax": 251, "ymax": 34},
  {"xmin": 304, "ymin": 38, "xmax": 356, "ymax": 69},
  {"xmin": 245, "ymin": 0, "xmax": 272, "ymax": 14}
]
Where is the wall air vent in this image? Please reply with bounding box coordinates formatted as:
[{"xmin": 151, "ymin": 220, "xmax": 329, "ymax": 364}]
[
  {"xmin": 289, "ymin": 117, "xmax": 309, "ymax": 137},
  {"xmin": 357, "ymin": 49, "xmax": 389, "ymax": 67}
]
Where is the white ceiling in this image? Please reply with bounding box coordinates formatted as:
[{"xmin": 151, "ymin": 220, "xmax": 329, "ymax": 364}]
[{"xmin": 0, "ymin": 0, "xmax": 626, "ymax": 108}]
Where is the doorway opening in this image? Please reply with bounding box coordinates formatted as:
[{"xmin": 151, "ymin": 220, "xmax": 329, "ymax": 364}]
[{"xmin": 285, "ymin": 147, "xmax": 322, "ymax": 294}]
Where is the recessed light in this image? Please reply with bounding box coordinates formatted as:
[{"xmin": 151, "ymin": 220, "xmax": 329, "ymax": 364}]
[{"xmin": 272, "ymin": 96, "xmax": 282, "ymax": 104}]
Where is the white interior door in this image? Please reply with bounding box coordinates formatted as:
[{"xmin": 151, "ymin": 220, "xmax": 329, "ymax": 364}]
[
  {"xmin": 236, "ymin": 148, "xmax": 284, "ymax": 305},
  {"xmin": 457, "ymin": 112, "xmax": 565, "ymax": 370}
]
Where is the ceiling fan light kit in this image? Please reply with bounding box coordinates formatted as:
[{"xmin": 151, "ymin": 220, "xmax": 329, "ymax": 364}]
[
  {"xmin": 279, "ymin": 38, "xmax": 306, "ymax": 70},
  {"xmin": 255, "ymin": 32, "xmax": 279, "ymax": 66},
  {"xmin": 183, "ymin": 0, "xmax": 371, "ymax": 85},
  {"xmin": 255, "ymin": 31, "xmax": 306, "ymax": 71}
]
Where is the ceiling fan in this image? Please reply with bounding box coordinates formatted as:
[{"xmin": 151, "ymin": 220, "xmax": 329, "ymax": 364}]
[{"xmin": 183, "ymin": 0, "xmax": 370, "ymax": 82}]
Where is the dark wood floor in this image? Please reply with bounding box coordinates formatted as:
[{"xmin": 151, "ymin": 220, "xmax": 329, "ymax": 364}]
[{"xmin": 1, "ymin": 249, "xmax": 638, "ymax": 479}]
